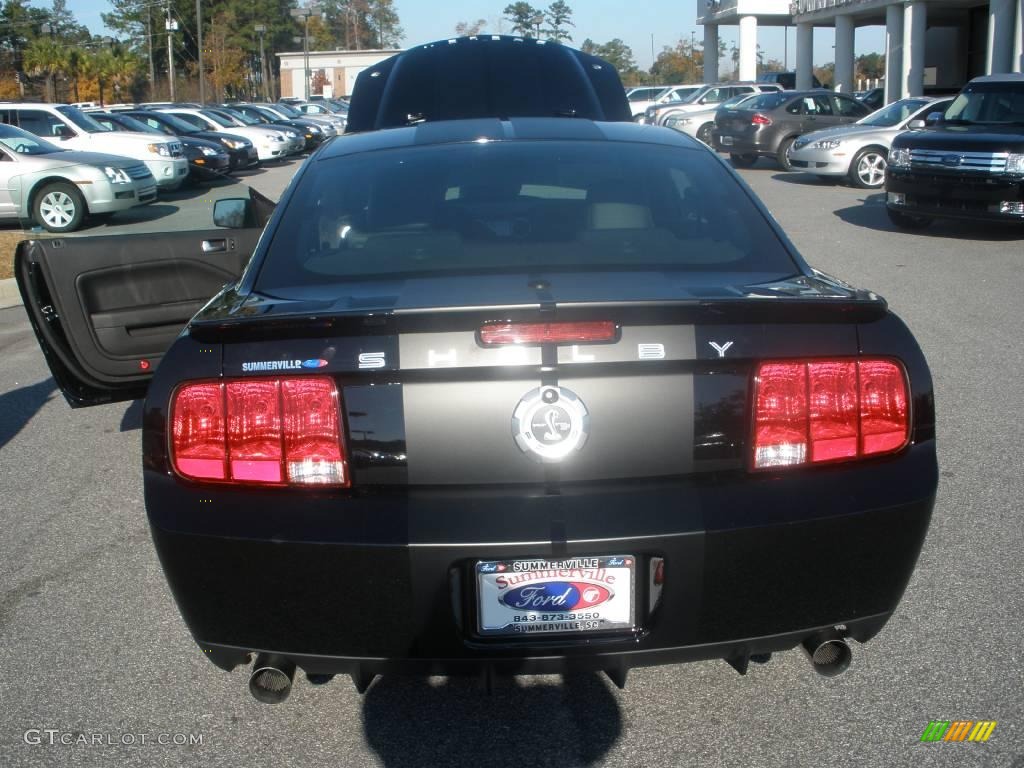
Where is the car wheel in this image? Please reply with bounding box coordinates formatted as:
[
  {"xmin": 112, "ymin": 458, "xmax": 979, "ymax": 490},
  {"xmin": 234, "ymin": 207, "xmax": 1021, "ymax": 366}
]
[
  {"xmin": 849, "ymin": 147, "xmax": 888, "ymax": 189},
  {"xmin": 776, "ymin": 137, "xmax": 796, "ymax": 171},
  {"xmin": 887, "ymin": 208, "xmax": 932, "ymax": 230},
  {"xmin": 730, "ymin": 153, "xmax": 758, "ymax": 168},
  {"xmin": 696, "ymin": 123, "xmax": 714, "ymax": 145},
  {"xmin": 34, "ymin": 182, "xmax": 86, "ymax": 233}
]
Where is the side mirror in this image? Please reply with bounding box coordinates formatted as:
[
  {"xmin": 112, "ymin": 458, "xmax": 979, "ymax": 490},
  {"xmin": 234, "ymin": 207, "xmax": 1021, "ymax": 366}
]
[
  {"xmin": 213, "ymin": 198, "xmax": 250, "ymax": 228},
  {"xmin": 55, "ymin": 124, "xmax": 74, "ymax": 140},
  {"xmin": 907, "ymin": 119, "xmax": 926, "ymax": 130},
  {"xmin": 924, "ymin": 111, "xmax": 944, "ymax": 126}
]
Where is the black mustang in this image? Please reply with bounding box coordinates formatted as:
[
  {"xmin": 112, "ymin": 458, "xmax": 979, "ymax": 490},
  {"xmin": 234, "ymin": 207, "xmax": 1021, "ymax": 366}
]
[{"xmin": 16, "ymin": 37, "xmax": 936, "ymax": 704}]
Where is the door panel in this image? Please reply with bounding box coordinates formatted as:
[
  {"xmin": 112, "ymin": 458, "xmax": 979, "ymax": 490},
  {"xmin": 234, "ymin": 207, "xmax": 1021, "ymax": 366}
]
[{"xmin": 17, "ymin": 228, "xmax": 261, "ymax": 407}]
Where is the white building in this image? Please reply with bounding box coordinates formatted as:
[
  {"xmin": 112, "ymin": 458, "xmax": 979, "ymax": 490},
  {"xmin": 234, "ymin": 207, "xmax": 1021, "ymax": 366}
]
[
  {"xmin": 277, "ymin": 49, "xmax": 401, "ymax": 99},
  {"xmin": 698, "ymin": 0, "xmax": 1023, "ymax": 102}
]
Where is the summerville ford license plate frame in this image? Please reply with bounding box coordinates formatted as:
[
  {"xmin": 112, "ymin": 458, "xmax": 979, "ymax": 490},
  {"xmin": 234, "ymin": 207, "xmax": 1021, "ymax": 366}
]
[{"xmin": 475, "ymin": 556, "xmax": 636, "ymax": 637}]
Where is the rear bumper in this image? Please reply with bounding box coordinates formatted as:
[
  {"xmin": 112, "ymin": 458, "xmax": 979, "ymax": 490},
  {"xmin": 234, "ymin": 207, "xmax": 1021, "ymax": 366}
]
[{"xmin": 146, "ymin": 443, "xmax": 936, "ymax": 675}]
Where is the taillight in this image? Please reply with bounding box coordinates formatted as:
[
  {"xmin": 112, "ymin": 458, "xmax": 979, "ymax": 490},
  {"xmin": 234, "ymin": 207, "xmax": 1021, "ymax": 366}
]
[
  {"xmin": 751, "ymin": 113, "xmax": 772, "ymax": 126},
  {"xmin": 752, "ymin": 359, "xmax": 909, "ymax": 470},
  {"xmin": 479, "ymin": 321, "xmax": 617, "ymax": 346},
  {"xmin": 171, "ymin": 376, "xmax": 349, "ymax": 487}
]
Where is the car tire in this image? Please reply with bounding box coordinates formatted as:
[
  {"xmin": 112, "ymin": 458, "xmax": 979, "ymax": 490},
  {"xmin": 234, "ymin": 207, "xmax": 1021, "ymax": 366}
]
[
  {"xmin": 776, "ymin": 137, "xmax": 796, "ymax": 171},
  {"xmin": 729, "ymin": 153, "xmax": 758, "ymax": 168},
  {"xmin": 849, "ymin": 147, "xmax": 888, "ymax": 189},
  {"xmin": 887, "ymin": 208, "xmax": 932, "ymax": 230},
  {"xmin": 34, "ymin": 182, "xmax": 86, "ymax": 233},
  {"xmin": 696, "ymin": 123, "xmax": 714, "ymax": 145}
]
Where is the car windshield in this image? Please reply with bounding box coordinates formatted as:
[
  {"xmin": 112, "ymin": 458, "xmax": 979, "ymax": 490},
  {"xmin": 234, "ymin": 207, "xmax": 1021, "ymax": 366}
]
[
  {"xmin": 198, "ymin": 109, "xmax": 236, "ymax": 128},
  {"xmin": 108, "ymin": 114, "xmax": 163, "ymax": 134},
  {"xmin": 271, "ymin": 102, "xmax": 301, "ymax": 118},
  {"xmin": 55, "ymin": 105, "xmax": 110, "ymax": 133},
  {"xmin": 255, "ymin": 139, "xmax": 797, "ymax": 294},
  {"xmin": 858, "ymin": 98, "xmax": 932, "ymax": 127},
  {"xmin": 945, "ymin": 82, "xmax": 1024, "ymax": 124},
  {"xmin": 230, "ymin": 109, "xmax": 266, "ymax": 125},
  {"xmin": 0, "ymin": 124, "xmax": 62, "ymax": 154},
  {"xmin": 140, "ymin": 111, "xmax": 198, "ymax": 134}
]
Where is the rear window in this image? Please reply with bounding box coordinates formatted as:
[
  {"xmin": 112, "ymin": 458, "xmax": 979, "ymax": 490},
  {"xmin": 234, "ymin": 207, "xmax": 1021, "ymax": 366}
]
[
  {"xmin": 255, "ymin": 140, "xmax": 796, "ymax": 292},
  {"xmin": 743, "ymin": 93, "xmax": 787, "ymax": 111}
]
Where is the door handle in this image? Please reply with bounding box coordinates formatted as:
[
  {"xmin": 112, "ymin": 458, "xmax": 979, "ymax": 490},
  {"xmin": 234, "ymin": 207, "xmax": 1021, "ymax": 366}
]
[{"xmin": 202, "ymin": 239, "xmax": 228, "ymax": 253}]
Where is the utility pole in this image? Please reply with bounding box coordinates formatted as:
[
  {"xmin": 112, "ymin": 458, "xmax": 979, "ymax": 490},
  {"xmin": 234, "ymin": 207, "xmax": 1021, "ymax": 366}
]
[
  {"xmin": 197, "ymin": 0, "xmax": 205, "ymax": 103},
  {"xmin": 165, "ymin": 1, "xmax": 178, "ymax": 101}
]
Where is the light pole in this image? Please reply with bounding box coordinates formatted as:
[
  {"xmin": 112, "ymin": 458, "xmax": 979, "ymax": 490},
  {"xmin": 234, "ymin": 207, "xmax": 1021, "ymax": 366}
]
[
  {"xmin": 254, "ymin": 24, "xmax": 268, "ymax": 101},
  {"xmin": 40, "ymin": 22, "xmax": 54, "ymax": 102},
  {"xmin": 196, "ymin": 0, "xmax": 204, "ymax": 103},
  {"xmin": 290, "ymin": 4, "xmax": 321, "ymax": 101}
]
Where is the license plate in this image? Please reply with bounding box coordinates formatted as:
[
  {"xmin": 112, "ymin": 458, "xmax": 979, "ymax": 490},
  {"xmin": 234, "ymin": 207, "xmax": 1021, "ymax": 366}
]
[
  {"xmin": 720, "ymin": 135, "xmax": 734, "ymax": 146},
  {"xmin": 476, "ymin": 556, "xmax": 635, "ymax": 637}
]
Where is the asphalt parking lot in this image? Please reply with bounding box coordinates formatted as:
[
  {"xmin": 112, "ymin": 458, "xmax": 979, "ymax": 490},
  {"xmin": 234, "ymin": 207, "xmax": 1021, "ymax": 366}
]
[{"xmin": 1, "ymin": 154, "xmax": 1022, "ymax": 768}]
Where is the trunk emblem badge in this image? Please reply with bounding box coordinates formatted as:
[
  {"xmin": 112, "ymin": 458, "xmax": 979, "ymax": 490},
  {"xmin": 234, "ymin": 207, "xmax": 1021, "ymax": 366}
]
[{"xmin": 512, "ymin": 386, "xmax": 589, "ymax": 463}]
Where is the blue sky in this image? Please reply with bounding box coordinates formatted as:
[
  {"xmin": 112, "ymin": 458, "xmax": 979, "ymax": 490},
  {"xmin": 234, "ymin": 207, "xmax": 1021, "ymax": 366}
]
[{"xmin": 64, "ymin": 0, "xmax": 886, "ymax": 69}]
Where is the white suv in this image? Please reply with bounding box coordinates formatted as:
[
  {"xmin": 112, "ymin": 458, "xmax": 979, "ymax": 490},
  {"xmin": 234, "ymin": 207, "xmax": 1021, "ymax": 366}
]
[
  {"xmin": 630, "ymin": 85, "xmax": 704, "ymax": 122},
  {"xmin": 0, "ymin": 103, "xmax": 188, "ymax": 190}
]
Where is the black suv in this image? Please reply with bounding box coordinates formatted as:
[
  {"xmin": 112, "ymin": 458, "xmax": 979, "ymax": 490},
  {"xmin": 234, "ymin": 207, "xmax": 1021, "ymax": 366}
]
[{"xmin": 885, "ymin": 74, "xmax": 1024, "ymax": 228}]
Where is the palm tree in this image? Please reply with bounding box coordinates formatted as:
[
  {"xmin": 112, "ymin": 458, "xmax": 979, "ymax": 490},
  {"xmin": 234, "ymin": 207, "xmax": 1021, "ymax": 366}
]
[
  {"xmin": 81, "ymin": 48, "xmax": 115, "ymax": 105},
  {"xmin": 23, "ymin": 37, "xmax": 67, "ymax": 102},
  {"xmin": 106, "ymin": 46, "xmax": 142, "ymax": 103}
]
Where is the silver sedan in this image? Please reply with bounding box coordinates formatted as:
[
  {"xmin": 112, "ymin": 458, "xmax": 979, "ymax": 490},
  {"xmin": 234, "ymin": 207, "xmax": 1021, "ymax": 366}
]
[
  {"xmin": 663, "ymin": 93, "xmax": 760, "ymax": 145},
  {"xmin": 0, "ymin": 123, "xmax": 156, "ymax": 232},
  {"xmin": 786, "ymin": 96, "xmax": 954, "ymax": 188}
]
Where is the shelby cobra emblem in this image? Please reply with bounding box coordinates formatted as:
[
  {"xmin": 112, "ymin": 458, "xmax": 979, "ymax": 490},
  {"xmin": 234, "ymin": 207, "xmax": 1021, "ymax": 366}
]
[{"xmin": 512, "ymin": 386, "xmax": 590, "ymax": 463}]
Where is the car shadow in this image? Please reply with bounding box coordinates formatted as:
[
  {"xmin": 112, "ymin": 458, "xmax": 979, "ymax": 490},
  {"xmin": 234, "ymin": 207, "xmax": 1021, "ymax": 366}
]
[
  {"xmin": 834, "ymin": 193, "xmax": 1024, "ymax": 240},
  {"xmin": 362, "ymin": 672, "xmax": 622, "ymax": 767},
  {"xmin": 770, "ymin": 172, "xmax": 844, "ymax": 186},
  {"xmin": 80, "ymin": 204, "xmax": 181, "ymax": 232},
  {"xmin": 0, "ymin": 378, "xmax": 56, "ymax": 450},
  {"xmin": 119, "ymin": 399, "xmax": 143, "ymax": 432}
]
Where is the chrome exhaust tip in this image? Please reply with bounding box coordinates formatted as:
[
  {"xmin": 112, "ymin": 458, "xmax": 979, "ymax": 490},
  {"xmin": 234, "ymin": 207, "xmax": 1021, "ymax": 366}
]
[
  {"xmin": 248, "ymin": 654, "xmax": 296, "ymax": 704},
  {"xmin": 802, "ymin": 630, "xmax": 852, "ymax": 677}
]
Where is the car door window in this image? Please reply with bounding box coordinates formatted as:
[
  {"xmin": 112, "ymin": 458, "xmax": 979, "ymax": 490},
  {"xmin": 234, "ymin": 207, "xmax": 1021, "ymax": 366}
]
[
  {"xmin": 701, "ymin": 88, "xmax": 725, "ymax": 105},
  {"xmin": 833, "ymin": 96, "xmax": 869, "ymax": 117},
  {"xmin": 811, "ymin": 96, "xmax": 834, "ymax": 116},
  {"xmin": 17, "ymin": 110, "xmax": 70, "ymax": 139}
]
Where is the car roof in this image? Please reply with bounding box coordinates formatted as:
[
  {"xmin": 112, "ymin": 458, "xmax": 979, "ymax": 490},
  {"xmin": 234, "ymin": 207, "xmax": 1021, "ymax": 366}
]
[
  {"xmin": 967, "ymin": 73, "xmax": 1024, "ymax": 84},
  {"xmin": 317, "ymin": 117, "xmax": 702, "ymax": 161}
]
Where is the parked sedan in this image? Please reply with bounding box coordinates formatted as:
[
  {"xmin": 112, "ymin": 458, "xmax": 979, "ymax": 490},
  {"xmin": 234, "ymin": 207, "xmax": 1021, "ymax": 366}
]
[
  {"xmin": 125, "ymin": 110, "xmax": 259, "ymax": 171},
  {"xmin": 0, "ymin": 123, "xmax": 155, "ymax": 232},
  {"xmin": 91, "ymin": 112, "xmax": 232, "ymax": 184},
  {"xmin": 159, "ymin": 108, "xmax": 297, "ymax": 162},
  {"xmin": 714, "ymin": 91, "xmax": 872, "ymax": 169},
  {"xmin": 664, "ymin": 93, "xmax": 761, "ymax": 144},
  {"xmin": 787, "ymin": 97, "xmax": 955, "ymax": 188},
  {"xmin": 203, "ymin": 108, "xmax": 306, "ymax": 157},
  {"xmin": 219, "ymin": 104, "xmax": 328, "ymax": 152}
]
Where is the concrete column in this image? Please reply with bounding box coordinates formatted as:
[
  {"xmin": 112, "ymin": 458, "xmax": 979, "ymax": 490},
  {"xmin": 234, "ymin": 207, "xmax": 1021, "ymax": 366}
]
[
  {"xmin": 988, "ymin": 0, "xmax": 1016, "ymax": 73},
  {"xmin": 796, "ymin": 22, "xmax": 814, "ymax": 89},
  {"xmin": 739, "ymin": 15, "xmax": 758, "ymax": 81},
  {"xmin": 885, "ymin": 4, "xmax": 904, "ymax": 102},
  {"xmin": 834, "ymin": 15, "xmax": 855, "ymax": 92},
  {"xmin": 903, "ymin": 1, "xmax": 927, "ymax": 97},
  {"xmin": 1010, "ymin": 0, "xmax": 1023, "ymax": 72},
  {"xmin": 704, "ymin": 24, "xmax": 720, "ymax": 82}
]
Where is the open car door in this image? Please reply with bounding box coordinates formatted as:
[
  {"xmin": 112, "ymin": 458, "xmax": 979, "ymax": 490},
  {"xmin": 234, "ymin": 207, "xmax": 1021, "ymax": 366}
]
[{"xmin": 17, "ymin": 225, "xmax": 262, "ymax": 407}]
